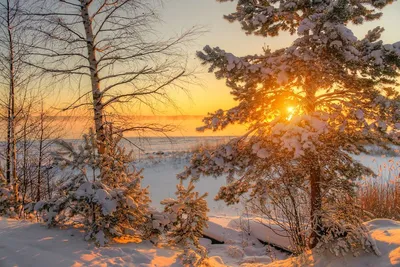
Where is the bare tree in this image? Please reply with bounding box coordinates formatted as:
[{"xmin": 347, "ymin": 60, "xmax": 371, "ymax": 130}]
[
  {"xmin": 34, "ymin": 101, "xmax": 63, "ymax": 202},
  {"xmin": 26, "ymin": 0, "xmax": 199, "ymax": 156},
  {"xmin": 18, "ymin": 97, "xmax": 36, "ymax": 205},
  {"xmin": 14, "ymin": 97, "xmax": 63, "ymax": 204},
  {"xmin": 0, "ymin": 0, "xmax": 31, "ymax": 200}
]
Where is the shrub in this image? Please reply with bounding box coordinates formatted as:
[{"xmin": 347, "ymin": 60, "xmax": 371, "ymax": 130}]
[{"xmin": 357, "ymin": 159, "xmax": 400, "ymax": 220}]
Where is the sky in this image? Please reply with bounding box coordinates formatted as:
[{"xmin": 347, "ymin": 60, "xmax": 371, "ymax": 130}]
[
  {"xmin": 52, "ymin": 0, "xmax": 400, "ymax": 138},
  {"xmin": 155, "ymin": 0, "xmax": 400, "ymax": 117}
]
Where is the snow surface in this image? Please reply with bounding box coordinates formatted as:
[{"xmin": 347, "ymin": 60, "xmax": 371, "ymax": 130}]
[
  {"xmin": 0, "ymin": 216, "xmax": 286, "ymax": 267},
  {"xmin": 0, "ymin": 217, "xmax": 225, "ymax": 267},
  {"xmin": 1, "ymin": 216, "xmax": 399, "ymax": 267},
  {"xmin": 206, "ymin": 216, "xmax": 291, "ymax": 251},
  {"xmin": 265, "ymin": 219, "xmax": 400, "ymax": 267},
  {"xmin": 138, "ymin": 155, "xmax": 242, "ymax": 215}
]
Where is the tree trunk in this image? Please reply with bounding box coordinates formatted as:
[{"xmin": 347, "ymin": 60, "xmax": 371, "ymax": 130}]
[
  {"xmin": 0, "ymin": 165, "xmax": 6, "ymax": 184},
  {"xmin": 305, "ymin": 89, "xmax": 324, "ymax": 249},
  {"xmin": 308, "ymin": 161, "xmax": 324, "ymax": 249},
  {"xmin": 36, "ymin": 110, "xmax": 44, "ymax": 202},
  {"xmin": 6, "ymin": 92, "xmax": 11, "ymax": 185},
  {"xmin": 46, "ymin": 169, "xmax": 51, "ymax": 200},
  {"xmin": 6, "ymin": 0, "xmax": 18, "ymax": 201},
  {"xmin": 80, "ymin": 0, "xmax": 106, "ymax": 156},
  {"xmin": 22, "ymin": 122, "xmax": 27, "ymax": 205}
]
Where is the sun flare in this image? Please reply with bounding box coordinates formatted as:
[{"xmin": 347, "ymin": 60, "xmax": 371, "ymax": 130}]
[{"xmin": 286, "ymin": 106, "xmax": 296, "ymax": 120}]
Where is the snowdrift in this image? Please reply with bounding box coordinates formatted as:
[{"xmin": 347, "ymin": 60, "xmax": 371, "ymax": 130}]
[
  {"xmin": 265, "ymin": 219, "xmax": 400, "ymax": 267},
  {"xmin": 1, "ymin": 216, "xmax": 399, "ymax": 267},
  {"xmin": 0, "ymin": 217, "xmax": 225, "ymax": 267},
  {"xmin": 206, "ymin": 216, "xmax": 292, "ymax": 252}
]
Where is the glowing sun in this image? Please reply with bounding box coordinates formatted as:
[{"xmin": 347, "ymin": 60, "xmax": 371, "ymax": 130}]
[{"xmin": 286, "ymin": 106, "xmax": 296, "ymax": 120}]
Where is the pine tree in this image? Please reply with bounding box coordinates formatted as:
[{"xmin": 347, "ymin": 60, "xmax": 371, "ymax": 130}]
[
  {"xmin": 30, "ymin": 126, "xmax": 151, "ymax": 246},
  {"xmin": 161, "ymin": 180, "xmax": 209, "ymax": 266},
  {"xmin": 179, "ymin": 0, "xmax": 400, "ymax": 253}
]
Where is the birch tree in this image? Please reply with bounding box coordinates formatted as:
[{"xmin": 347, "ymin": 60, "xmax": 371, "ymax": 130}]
[
  {"xmin": 180, "ymin": 0, "xmax": 400, "ymax": 253},
  {"xmin": 26, "ymin": 0, "xmax": 198, "ymax": 156}
]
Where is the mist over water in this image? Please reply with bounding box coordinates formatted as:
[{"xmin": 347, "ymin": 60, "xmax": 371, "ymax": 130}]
[{"xmin": 55, "ymin": 116, "xmax": 246, "ymax": 140}]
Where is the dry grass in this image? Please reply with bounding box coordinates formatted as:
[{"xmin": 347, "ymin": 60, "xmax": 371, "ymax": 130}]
[{"xmin": 357, "ymin": 158, "xmax": 400, "ymax": 220}]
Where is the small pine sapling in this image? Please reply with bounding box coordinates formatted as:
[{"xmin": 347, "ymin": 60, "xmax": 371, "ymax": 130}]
[
  {"xmin": 31, "ymin": 126, "xmax": 151, "ymax": 246},
  {"xmin": 0, "ymin": 174, "xmax": 20, "ymax": 217},
  {"xmin": 161, "ymin": 180, "xmax": 209, "ymax": 266}
]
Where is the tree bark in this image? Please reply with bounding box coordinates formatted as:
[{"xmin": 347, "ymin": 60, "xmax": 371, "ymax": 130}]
[
  {"xmin": 6, "ymin": 0, "xmax": 18, "ymax": 201},
  {"xmin": 36, "ymin": 110, "xmax": 44, "ymax": 202},
  {"xmin": 80, "ymin": 0, "xmax": 106, "ymax": 156},
  {"xmin": 308, "ymin": 160, "xmax": 324, "ymax": 249},
  {"xmin": 6, "ymin": 91, "xmax": 11, "ymax": 185},
  {"xmin": 22, "ymin": 124, "xmax": 27, "ymax": 205},
  {"xmin": 0, "ymin": 165, "xmax": 6, "ymax": 184},
  {"xmin": 305, "ymin": 88, "xmax": 324, "ymax": 249},
  {"xmin": 46, "ymin": 169, "xmax": 51, "ymax": 200}
]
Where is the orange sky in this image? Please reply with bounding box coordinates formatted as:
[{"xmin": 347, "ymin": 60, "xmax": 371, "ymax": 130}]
[
  {"xmin": 50, "ymin": 0, "xmax": 400, "ymax": 137},
  {"xmin": 155, "ymin": 0, "xmax": 400, "ymax": 116}
]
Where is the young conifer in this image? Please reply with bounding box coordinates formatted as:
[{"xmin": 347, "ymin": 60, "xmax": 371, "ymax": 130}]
[
  {"xmin": 32, "ymin": 126, "xmax": 150, "ymax": 246},
  {"xmin": 162, "ymin": 180, "xmax": 209, "ymax": 266}
]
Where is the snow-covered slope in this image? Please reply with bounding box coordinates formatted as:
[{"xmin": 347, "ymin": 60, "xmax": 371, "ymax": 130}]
[
  {"xmin": 0, "ymin": 215, "xmax": 288, "ymax": 267},
  {"xmin": 0, "ymin": 217, "xmax": 225, "ymax": 267},
  {"xmin": 1, "ymin": 217, "xmax": 399, "ymax": 267},
  {"xmin": 206, "ymin": 216, "xmax": 291, "ymax": 251},
  {"xmin": 264, "ymin": 219, "xmax": 400, "ymax": 267}
]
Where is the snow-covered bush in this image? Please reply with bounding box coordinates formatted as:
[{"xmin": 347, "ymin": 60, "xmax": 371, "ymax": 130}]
[
  {"xmin": 316, "ymin": 199, "xmax": 380, "ymax": 256},
  {"xmin": 142, "ymin": 208, "xmax": 172, "ymax": 244},
  {"xmin": 0, "ymin": 176, "xmax": 20, "ymax": 217},
  {"xmin": 246, "ymin": 177, "xmax": 309, "ymax": 254},
  {"xmin": 162, "ymin": 180, "xmax": 209, "ymax": 266},
  {"xmin": 31, "ymin": 127, "xmax": 150, "ymax": 246},
  {"xmin": 0, "ymin": 185, "xmax": 13, "ymax": 215},
  {"xmin": 179, "ymin": 247, "xmax": 210, "ymax": 267},
  {"xmin": 0, "ymin": 180, "xmax": 18, "ymax": 217}
]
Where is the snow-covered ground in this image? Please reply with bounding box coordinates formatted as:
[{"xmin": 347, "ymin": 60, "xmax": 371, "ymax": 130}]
[
  {"xmin": 0, "ymin": 217, "xmax": 226, "ymax": 267},
  {"xmin": 265, "ymin": 219, "xmax": 400, "ymax": 267},
  {"xmin": 139, "ymin": 155, "xmax": 242, "ymax": 215},
  {"xmin": 1, "ymin": 138, "xmax": 399, "ymax": 266},
  {"xmin": 0, "ymin": 215, "xmax": 287, "ymax": 267},
  {"xmin": 1, "ymin": 216, "xmax": 400, "ymax": 267}
]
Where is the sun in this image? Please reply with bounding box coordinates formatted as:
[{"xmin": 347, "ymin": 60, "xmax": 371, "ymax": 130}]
[{"xmin": 286, "ymin": 106, "xmax": 296, "ymax": 120}]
